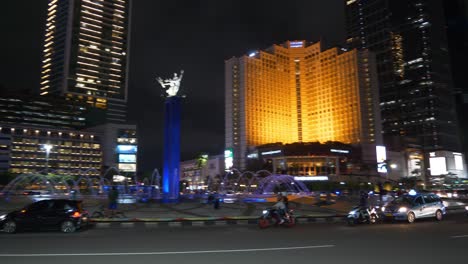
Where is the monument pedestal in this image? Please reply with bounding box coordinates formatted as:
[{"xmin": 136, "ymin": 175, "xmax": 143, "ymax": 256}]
[{"xmin": 162, "ymin": 96, "xmax": 181, "ymax": 202}]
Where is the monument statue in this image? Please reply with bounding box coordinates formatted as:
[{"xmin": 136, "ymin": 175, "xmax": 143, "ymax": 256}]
[{"xmin": 157, "ymin": 70, "xmax": 184, "ymax": 97}]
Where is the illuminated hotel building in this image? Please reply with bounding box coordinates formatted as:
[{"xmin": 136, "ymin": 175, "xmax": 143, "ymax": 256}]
[
  {"xmin": 39, "ymin": 0, "xmax": 131, "ymax": 123},
  {"xmin": 225, "ymin": 41, "xmax": 382, "ymax": 170}
]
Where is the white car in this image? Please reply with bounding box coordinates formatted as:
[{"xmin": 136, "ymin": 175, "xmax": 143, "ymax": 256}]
[{"xmin": 381, "ymin": 193, "xmax": 446, "ymax": 223}]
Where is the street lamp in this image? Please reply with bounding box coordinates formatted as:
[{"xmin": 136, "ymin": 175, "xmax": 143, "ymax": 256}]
[{"xmin": 43, "ymin": 144, "xmax": 53, "ymax": 173}]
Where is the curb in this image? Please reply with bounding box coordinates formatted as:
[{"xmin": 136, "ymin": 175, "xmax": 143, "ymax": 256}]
[{"xmin": 89, "ymin": 215, "xmax": 347, "ymax": 229}]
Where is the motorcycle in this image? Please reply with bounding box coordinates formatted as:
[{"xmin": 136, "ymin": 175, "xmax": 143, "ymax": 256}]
[
  {"xmin": 258, "ymin": 207, "xmax": 296, "ymax": 228},
  {"xmin": 347, "ymin": 206, "xmax": 379, "ymax": 226}
]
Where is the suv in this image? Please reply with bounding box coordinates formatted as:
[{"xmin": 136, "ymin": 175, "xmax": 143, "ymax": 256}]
[
  {"xmin": 381, "ymin": 193, "xmax": 445, "ymax": 223},
  {"xmin": 0, "ymin": 199, "xmax": 89, "ymax": 233}
]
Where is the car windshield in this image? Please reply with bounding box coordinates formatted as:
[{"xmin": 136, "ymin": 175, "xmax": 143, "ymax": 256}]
[{"xmin": 391, "ymin": 196, "xmax": 414, "ymax": 206}]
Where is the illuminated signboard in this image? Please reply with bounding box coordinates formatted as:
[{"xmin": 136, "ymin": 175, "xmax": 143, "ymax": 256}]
[
  {"xmin": 117, "ymin": 145, "xmax": 137, "ymax": 154},
  {"xmin": 429, "ymin": 157, "xmax": 447, "ymax": 176},
  {"xmin": 224, "ymin": 148, "xmax": 233, "ymax": 170},
  {"xmin": 290, "ymin": 41, "xmax": 303, "ymax": 48},
  {"xmin": 376, "ymin": 145, "xmax": 387, "ymax": 173},
  {"xmin": 118, "ymin": 163, "xmax": 136, "ymax": 172},
  {"xmin": 330, "ymin": 149, "xmax": 350, "ymax": 154},
  {"xmin": 119, "ymin": 154, "xmax": 136, "ymax": 163},
  {"xmin": 261, "ymin": 150, "xmax": 282, "ymax": 155},
  {"xmin": 294, "ymin": 176, "xmax": 329, "ymax": 181},
  {"xmin": 247, "ymin": 153, "xmax": 258, "ymax": 159},
  {"xmin": 117, "ymin": 138, "xmax": 137, "ymax": 144}
]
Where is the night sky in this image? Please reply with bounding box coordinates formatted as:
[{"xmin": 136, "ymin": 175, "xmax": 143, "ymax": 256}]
[{"xmin": 0, "ymin": 0, "xmax": 345, "ymax": 173}]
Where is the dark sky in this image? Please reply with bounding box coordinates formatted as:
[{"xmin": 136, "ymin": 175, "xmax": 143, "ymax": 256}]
[{"xmin": 0, "ymin": 0, "xmax": 345, "ymax": 173}]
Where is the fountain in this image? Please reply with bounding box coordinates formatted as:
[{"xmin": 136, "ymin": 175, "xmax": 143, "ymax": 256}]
[
  {"xmin": 1, "ymin": 168, "xmax": 117, "ymax": 199},
  {"xmin": 256, "ymin": 174, "xmax": 310, "ymax": 194},
  {"xmin": 217, "ymin": 169, "xmax": 310, "ymax": 194}
]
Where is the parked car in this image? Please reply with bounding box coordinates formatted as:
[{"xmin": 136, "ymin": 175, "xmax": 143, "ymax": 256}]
[
  {"xmin": 381, "ymin": 192, "xmax": 445, "ymax": 223},
  {"xmin": 0, "ymin": 199, "xmax": 89, "ymax": 233}
]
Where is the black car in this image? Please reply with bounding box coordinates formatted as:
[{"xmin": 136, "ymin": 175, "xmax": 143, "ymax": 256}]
[{"xmin": 0, "ymin": 199, "xmax": 89, "ymax": 233}]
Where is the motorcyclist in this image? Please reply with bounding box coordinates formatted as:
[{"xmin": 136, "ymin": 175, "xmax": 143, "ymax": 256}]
[
  {"xmin": 358, "ymin": 190, "xmax": 369, "ymax": 221},
  {"xmin": 272, "ymin": 194, "xmax": 287, "ymax": 224}
]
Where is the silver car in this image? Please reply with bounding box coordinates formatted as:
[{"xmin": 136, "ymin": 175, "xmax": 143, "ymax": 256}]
[{"xmin": 381, "ymin": 193, "xmax": 445, "ymax": 223}]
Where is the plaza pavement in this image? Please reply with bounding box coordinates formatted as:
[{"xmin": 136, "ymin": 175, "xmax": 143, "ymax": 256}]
[{"xmin": 0, "ymin": 194, "xmax": 351, "ymax": 222}]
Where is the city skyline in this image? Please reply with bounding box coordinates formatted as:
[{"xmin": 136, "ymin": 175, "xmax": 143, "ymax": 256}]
[{"xmin": 0, "ymin": 0, "xmax": 345, "ymax": 173}]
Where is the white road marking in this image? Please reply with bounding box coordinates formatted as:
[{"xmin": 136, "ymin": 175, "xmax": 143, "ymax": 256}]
[
  {"xmin": 451, "ymin": 235, "xmax": 468, "ymax": 239},
  {"xmin": 0, "ymin": 244, "xmax": 335, "ymax": 257}
]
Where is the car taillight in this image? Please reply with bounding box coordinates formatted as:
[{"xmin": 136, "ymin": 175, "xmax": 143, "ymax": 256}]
[{"xmin": 71, "ymin": 211, "xmax": 81, "ymax": 218}]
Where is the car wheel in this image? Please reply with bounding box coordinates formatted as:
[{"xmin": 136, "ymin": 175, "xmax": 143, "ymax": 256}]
[
  {"xmin": 435, "ymin": 210, "xmax": 443, "ymax": 221},
  {"xmin": 407, "ymin": 212, "xmax": 416, "ymax": 224},
  {"xmin": 258, "ymin": 218, "xmax": 270, "ymax": 229},
  {"xmin": 61, "ymin": 220, "xmax": 76, "ymax": 233},
  {"xmin": 3, "ymin": 220, "xmax": 17, "ymax": 234},
  {"xmin": 285, "ymin": 217, "xmax": 296, "ymax": 227}
]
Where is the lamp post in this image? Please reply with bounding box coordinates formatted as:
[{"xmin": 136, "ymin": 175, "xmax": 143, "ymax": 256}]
[{"xmin": 43, "ymin": 144, "xmax": 53, "ymax": 173}]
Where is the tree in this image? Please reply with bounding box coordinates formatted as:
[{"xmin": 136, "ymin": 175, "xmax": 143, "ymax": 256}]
[{"xmin": 0, "ymin": 172, "xmax": 17, "ymax": 186}]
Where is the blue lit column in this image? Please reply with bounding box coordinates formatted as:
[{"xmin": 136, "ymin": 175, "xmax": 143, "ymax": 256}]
[{"xmin": 162, "ymin": 96, "xmax": 181, "ymax": 202}]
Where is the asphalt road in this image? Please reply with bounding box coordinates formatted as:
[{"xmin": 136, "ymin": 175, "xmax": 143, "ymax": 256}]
[{"xmin": 0, "ymin": 214, "xmax": 467, "ymax": 264}]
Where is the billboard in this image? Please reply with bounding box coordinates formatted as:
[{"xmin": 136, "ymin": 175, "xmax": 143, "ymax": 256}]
[
  {"xmin": 429, "ymin": 157, "xmax": 447, "ymax": 176},
  {"xmin": 376, "ymin": 145, "xmax": 387, "ymax": 173},
  {"xmin": 118, "ymin": 163, "xmax": 136, "ymax": 172},
  {"xmin": 454, "ymin": 153, "xmax": 464, "ymax": 170},
  {"xmin": 119, "ymin": 154, "xmax": 136, "ymax": 163},
  {"xmin": 117, "ymin": 145, "xmax": 137, "ymax": 154},
  {"xmin": 224, "ymin": 148, "xmax": 233, "ymax": 171}
]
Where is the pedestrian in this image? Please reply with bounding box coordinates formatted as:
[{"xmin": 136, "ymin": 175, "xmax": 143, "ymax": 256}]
[
  {"xmin": 213, "ymin": 192, "xmax": 220, "ymax": 209},
  {"xmin": 108, "ymin": 186, "xmax": 119, "ymax": 217},
  {"xmin": 70, "ymin": 189, "xmax": 77, "ymax": 200},
  {"xmin": 207, "ymin": 192, "xmax": 214, "ymax": 204}
]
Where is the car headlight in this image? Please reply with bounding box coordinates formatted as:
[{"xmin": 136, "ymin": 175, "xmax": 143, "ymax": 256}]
[
  {"xmin": 398, "ymin": 207, "xmax": 408, "ymax": 213},
  {"xmin": 465, "ymin": 206, "xmax": 468, "ymax": 211},
  {"xmin": 0, "ymin": 214, "xmax": 6, "ymax": 220},
  {"xmin": 262, "ymin": 210, "xmax": 268, "ymax": 214},
  {"xmin": 381, "ymin": 207, "xmax": 385, "ymax": 212}
]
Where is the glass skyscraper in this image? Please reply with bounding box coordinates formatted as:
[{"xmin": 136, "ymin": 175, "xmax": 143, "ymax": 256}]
[
  {"xmin": 345, "ymin": 0, "xmax": 461, "ymax": 152},
  {"xmin": 39, "ymin": 0, "xmax": 131, "ymax": 123}
]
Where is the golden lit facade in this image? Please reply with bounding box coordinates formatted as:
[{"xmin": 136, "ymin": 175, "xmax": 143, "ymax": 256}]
[
  {"xmin": 225, "ymin": 41, "xmax": 382, "ymax": 169},
  {"xmin": 40, "ymin": 0, "xmax": 131, "ymax": 123}
]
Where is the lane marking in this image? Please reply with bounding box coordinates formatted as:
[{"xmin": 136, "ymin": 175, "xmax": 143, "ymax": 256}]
[
  {"xmin": 0, "ymin": 245, "xmax": 335, "ymax": 257},
  {"xmin": 451, "ymin": 235, "xmax": 468, "ymax": 239}
]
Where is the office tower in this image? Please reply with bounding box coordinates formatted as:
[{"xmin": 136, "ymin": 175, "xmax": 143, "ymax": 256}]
[
  {"xmin": 0, "ymin": 94, "xmax": 91, "ymax": 129},
  {"xmin": 444, "ymin": 0, "xmax": 468, "ymax": 159},
  {"xmin": 0, "ymin": 125, "xmax": 102, "ymax": 175},
  {"xmin": 345, "ymin": 0, "xmax": 461, "ymax": 152},
  {"xmin": 39, "ymin": 0, "xmax": 131, "ymax": 123},
  {"xmin": 225, "ymin": 41, "xmax": 382, "ymax": 170}
]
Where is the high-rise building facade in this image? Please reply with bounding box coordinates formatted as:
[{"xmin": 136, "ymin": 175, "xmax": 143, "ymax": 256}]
[
  {"xmin": 444, "ymin": 0, "xmax": 468, "ymax": 161},
  {"xmin": 0, "ymin": 95, "xmax": 89, "ymax": 129},
  {"xmin": 0, "ymin": 125, "xmax": 102, "ymax": 176},
  {"xmin": 345, "ymin": 0, "xmax": 461, "ymax": 153},
  {"xmin": 39, "ymin": 0, "xmax": 131, "ymax": 123},
  {"xmin": 225, "ymin": 41, "xmax": 382, "ymax": 170}
]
